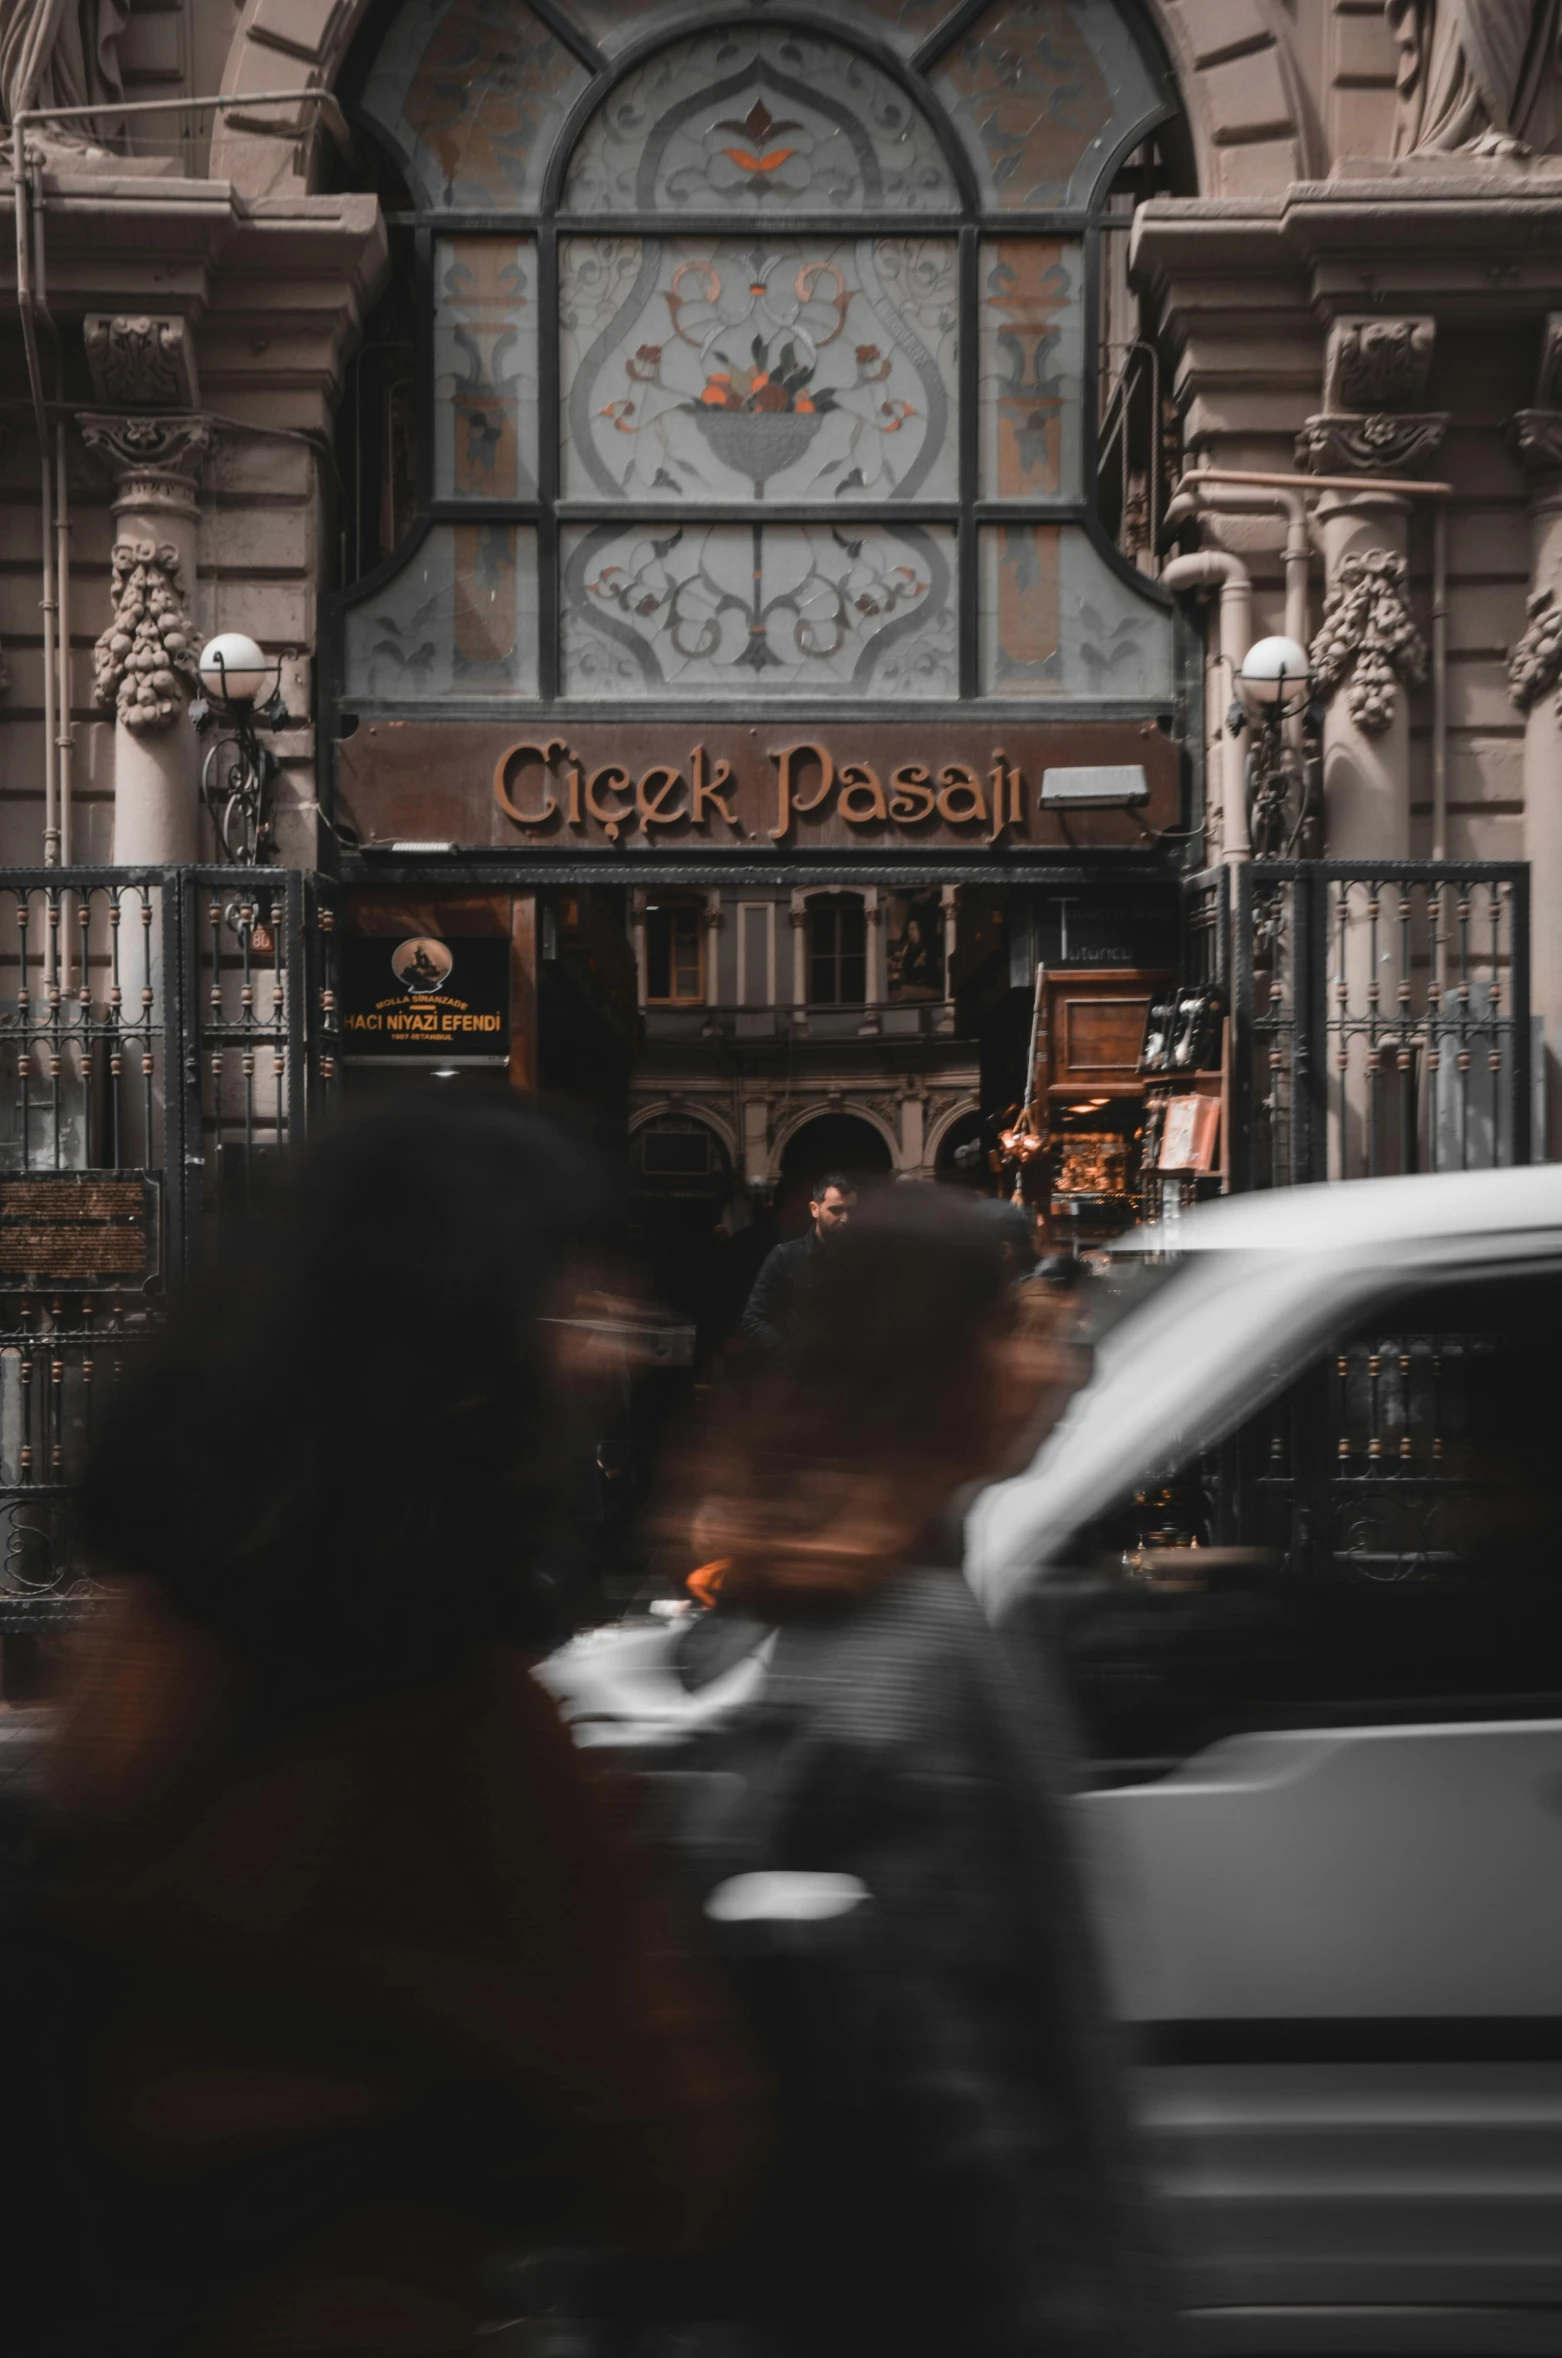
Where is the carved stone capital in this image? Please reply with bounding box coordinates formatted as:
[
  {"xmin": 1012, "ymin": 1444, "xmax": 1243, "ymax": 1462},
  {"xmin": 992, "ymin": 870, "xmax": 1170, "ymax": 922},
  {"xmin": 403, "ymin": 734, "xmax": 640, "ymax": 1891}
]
[
  {"xmin": 1296, "ymin": 412, "xmax": 1448, "ymax": 477},
  {"xmin": 1309, "ymin": 547, "xmax": 1428, "ymax": 735},
  {"xmin": 1511, "ymin": 409, "xmax": 1562, "ymax": 478},
  {"xmin": 84, "ymin": 315, "xmax": 199, "ymax": 409},
  {"xmin": 1508, "ymin": 587, "xmax": 1562, "ymax": 716},
  {"xmin": 78, "ymin": 413, "xmax": 214, "ymax": 520},
  {"xmin": 93, "ymin": 538, "xmax": 201, "ymax": 734},
  {"xmin": 1324, "ymin": 316, "xmax": 1435, "ymax": 412}
]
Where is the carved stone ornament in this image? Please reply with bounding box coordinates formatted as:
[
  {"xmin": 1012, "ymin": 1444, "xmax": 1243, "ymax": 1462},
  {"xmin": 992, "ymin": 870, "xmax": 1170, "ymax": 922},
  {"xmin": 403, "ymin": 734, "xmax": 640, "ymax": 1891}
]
[
  {"xmin": 93, "ymin": 539, "xmax": 201, "ymax": 733},
  {"xmin": 1309, "ymin": 548, "xmax": 1429, "ymax": 734},
  {"xmin": 1296, "ymin": 413, "xmax": 1449, "ymax": 476},
  {"xmin": 83, "ymin": 316, "xmax": 199, "ymax": 409},
  {"xmin": 78, "ymin": 413, "xmax": 214, "ymax": 517},
  {"xmin": 1324, "ymin": 316, "xmax": 1435, "ymax": 411},
  {"xmin": 1508, "ymin": 586, "xmax": 1562, "ymax": 716},
  {"xmin": 1511, "ymin": 408, "xmax": 1562, "ymax": 475}
]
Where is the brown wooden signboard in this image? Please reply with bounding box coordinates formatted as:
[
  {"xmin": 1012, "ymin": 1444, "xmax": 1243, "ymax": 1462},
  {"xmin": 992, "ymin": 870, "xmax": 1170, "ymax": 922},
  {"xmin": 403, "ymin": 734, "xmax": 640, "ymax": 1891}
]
[{"xmin": 338, "ymin": 719, "xmax": 1178, "ymax": 855}]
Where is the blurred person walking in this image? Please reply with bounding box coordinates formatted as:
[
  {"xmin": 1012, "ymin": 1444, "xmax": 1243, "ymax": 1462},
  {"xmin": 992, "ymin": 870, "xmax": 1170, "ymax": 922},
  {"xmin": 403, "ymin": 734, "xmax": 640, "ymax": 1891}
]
[
  {"xmin": 27, "ymin": 1099, "xmax": 764, "ymax": 2358},
  {"xmin": 679, "ymin": 1184, "xmax": 1164, "ymax": 2358}
]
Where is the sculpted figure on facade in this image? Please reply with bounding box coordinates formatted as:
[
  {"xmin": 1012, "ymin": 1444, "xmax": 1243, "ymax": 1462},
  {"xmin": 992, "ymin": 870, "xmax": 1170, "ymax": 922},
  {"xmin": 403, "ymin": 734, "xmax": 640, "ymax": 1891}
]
[
  {"xmin": 93, "ymin": 538, "xmax": 200, "ymax": 733},
  {"xmin": 0, "ymin": 0, "xmax": 125, "ymax": 137},
  {"xmin": 1309, "ymin": 549, "xmax": 1429, "ymax": 734},
  {"xmin": 1387, "ymin": 0, "xmax": 1562, "ymax": 158}
]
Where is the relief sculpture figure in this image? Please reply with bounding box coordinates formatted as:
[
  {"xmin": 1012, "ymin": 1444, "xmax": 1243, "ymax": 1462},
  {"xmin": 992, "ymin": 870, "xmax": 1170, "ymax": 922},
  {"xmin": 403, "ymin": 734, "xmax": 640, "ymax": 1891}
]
[
  {"xmin": 1387, "ymin": 0, "xmax": 1562, "ymax": 157},
  {"xmin": 0, "ymin": 0, "xmax": 125, "ymax": 140}
]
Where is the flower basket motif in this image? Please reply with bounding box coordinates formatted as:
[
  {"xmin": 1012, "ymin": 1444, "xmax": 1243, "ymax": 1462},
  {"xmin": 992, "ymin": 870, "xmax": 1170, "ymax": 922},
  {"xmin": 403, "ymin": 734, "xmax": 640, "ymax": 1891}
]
[{"xmin": 690, "ymin": 406, "xmax": 825, "ymax": 489}]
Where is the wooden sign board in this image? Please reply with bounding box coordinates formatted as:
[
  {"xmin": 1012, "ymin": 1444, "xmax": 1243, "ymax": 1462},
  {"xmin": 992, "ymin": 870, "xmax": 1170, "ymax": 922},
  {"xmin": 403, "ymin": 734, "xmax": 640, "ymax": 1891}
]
[{"xmin": 338, "ymin": 719, "xmax": 1178, "ymax": 856}]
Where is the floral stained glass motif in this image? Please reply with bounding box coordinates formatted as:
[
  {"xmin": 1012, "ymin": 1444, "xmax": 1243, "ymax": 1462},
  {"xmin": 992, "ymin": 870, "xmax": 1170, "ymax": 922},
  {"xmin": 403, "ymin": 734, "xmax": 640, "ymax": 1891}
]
[
  {"xmin": 551, "ymin": 0, "xmax": 962, "ymax": 59},
  {"xmin": 562, "ymin": 522, "xmax": 955, "ymax": 697},
  {"xmin": 979, "ymin": 525, "xmax": 1171, "ymax": 698},
  {"xmin": 344, "ymin": 524, "xmax": 539, "ymax": 702},
  {"xmin": 434, "ymin": 240, "xmax": 538, "ymax": 499},
  {"xmin": 979, "ymin": 240, "xmax": 1084, "ymax": 499},
  {"xmin": 563, "ymin": 30, "xmax": 961, "ymax": 214},
  {"xmin": 931, "ymin": 0, "xmax": 1163, "ymax": 210},
  {"xmin": 360, "ymin": 0, "xmax": 589, "ymax": 210},
  {"xmin": 561, "ymin": 238, "xmax": 957, "ymax": 503}
]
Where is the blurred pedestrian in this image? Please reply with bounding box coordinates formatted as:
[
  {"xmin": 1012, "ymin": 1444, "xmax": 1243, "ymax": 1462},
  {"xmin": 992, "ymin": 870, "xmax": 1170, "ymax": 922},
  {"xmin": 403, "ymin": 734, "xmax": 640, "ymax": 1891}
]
[
  {"xmin": 679, "ymin": 1184, "xmax": 1164, "ymax": 2358},
  {"xmin": 32, "ymin": 1099, "xmax": 765, "ymax": 2358},
  {"xmin": 738, "ymin": 1174, "xmax": 855, "ymax": 1353}
]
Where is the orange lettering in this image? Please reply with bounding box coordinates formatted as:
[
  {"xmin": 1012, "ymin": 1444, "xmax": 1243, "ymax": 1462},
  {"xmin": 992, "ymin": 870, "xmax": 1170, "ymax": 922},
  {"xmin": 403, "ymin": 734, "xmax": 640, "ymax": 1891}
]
[
  {"xmin": 494, "ymin": 739, "xmax": 566, "ymax": 828},
  {"xmin": 637, "ymin": 764, "xmax": 688, "ymax": 828},
  {"xmin": 691, "ymin": 744, "xmax": 741, "ymax": 830},
  {"xmin": 889, "ymin": 763, "xmax": 936, "ymax": 824},
  {"xmin": 769, "ymin": 742, "xmax": 834, "ymax": 840},
  {"xmin": 937, "ymin": 763, "xmax": 987, "ymax": 826},
  {"xmin": 586, "ymin": 763, "xmax": 634, "ymax": 842},
  {"xmin": 838, "ymin": 761, "xmax": 888, "ymax": 823}
]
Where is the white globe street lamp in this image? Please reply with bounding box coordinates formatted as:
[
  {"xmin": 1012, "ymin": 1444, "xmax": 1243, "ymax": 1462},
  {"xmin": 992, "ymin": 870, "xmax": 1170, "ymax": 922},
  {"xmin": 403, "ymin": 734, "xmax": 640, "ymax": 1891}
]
[
  {"xmin": 1236, "ymin": 633, "xmax": 1311, "ymax": 717},
  {"xmin": 193, "ymin": 634, "xmax": 291, "ymax": 863}
]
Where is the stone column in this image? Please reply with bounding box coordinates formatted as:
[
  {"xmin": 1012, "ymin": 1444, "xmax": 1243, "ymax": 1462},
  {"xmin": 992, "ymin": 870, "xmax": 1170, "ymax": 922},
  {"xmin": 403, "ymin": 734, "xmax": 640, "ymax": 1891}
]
[
  {"xmin": 1298, "ymin": 320, "xmax": 1445, "ymax": 860},
  {"xmin": 789, "ymin": 890, "xmax": 809, "ymax": 1033},
  {"xmin": 1508, "ymin": 405, "xmax": 1562, "ymax": 1156},
  {"xmin": 78, "ymin": 414, "xmax": 213, "ymax": 865},
  {"xmin": 701, "ymin": 889, "xmax": 723, "ymax": 1008},
  {"xmin": 1299, "ymin": 319, "xmax": 1444, "ymax": 1174},
  {"xmin": 861, "ymin": 888, "xmax": 883, "ymax": 1034},
  {"xmin": 938, "ymin": 884, "xmax": 958, "ymax": 1035}
]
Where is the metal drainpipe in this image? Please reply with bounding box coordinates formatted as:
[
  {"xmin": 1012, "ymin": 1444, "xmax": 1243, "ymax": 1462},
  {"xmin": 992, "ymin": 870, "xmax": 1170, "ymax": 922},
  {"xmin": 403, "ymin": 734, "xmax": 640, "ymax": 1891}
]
[
  {"xmin": 13, "ymin": 124, "xmax": 59, "ymax": 867},
  {"xmin": 30, "ymin": 159, "xmax": 73, "ymax": 871},
  {"xmin": 1175, "ymin": 467, "xmax": 1453, "ymax": 869},
  {"xmin": 1162, "ymin": 548, "xmax": 1253, "ymax": 864}
]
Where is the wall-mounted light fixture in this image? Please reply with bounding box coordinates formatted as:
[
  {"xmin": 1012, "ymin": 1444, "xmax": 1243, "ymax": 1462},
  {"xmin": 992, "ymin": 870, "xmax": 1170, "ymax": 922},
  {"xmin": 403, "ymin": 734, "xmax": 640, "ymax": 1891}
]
[{"xmin": 192, "ymin": 633, "xmax": 292, "ymax": 864}]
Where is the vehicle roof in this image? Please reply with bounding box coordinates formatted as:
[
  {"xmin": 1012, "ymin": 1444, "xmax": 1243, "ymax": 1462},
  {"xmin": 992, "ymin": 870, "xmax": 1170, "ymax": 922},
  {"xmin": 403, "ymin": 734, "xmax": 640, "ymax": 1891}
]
[{"xmin": 1128, "ymin": 1163, "xmax": 1562, "ymax": 1257}]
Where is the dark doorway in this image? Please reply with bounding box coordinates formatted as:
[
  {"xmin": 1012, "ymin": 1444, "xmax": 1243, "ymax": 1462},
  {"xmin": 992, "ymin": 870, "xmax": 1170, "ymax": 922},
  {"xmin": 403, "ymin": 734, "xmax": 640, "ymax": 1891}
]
[{"xmin": 776, "ymin": 1112, "xmax": 894, "ymax": 1235}]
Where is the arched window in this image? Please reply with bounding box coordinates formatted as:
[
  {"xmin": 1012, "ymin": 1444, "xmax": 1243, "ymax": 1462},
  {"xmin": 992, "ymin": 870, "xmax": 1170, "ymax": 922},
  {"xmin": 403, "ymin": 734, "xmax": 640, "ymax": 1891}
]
[{"xmin": 336, "ymin": 0, "xmax": 1180, "ymax": 718}]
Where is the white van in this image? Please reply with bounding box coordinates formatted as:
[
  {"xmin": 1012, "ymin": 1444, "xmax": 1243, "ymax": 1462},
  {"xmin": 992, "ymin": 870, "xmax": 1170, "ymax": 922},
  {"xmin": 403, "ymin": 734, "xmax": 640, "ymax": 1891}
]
[{"xmin": 968, "ymin": 1166, "xmax": 1562, "ymax": 2358}]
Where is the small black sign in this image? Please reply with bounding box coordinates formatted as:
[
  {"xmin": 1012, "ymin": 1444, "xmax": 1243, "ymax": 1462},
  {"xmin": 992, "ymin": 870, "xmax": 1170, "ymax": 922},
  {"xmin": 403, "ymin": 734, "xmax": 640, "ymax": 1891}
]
[{"xmin": 342, "ymin": 935, "xmax": 511, "ymax": 1061}]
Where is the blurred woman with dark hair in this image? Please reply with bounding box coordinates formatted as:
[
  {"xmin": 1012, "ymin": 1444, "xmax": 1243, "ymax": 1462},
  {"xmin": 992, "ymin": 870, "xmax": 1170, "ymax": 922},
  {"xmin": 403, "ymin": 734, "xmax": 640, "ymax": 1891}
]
[
  {"xmin": 33, "ymin": 1098, "xmax": 763, "ymax": 2358},
  {"xmin": 682, "ymin": 1182, "xmax": 1162, "ymax": 2358}
]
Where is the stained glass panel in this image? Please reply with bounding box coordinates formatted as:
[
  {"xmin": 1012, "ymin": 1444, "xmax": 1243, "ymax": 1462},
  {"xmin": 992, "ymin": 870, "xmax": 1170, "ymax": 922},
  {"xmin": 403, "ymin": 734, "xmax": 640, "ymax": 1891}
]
[
  {"xmin": 360, "ymin": 0, "xmax": 589, "ymax": 211},
  {"xmin": 553, "ymin": 0, "xmax": 962, "ymax": 57},
  {"xmin": 344, "ymin": 524, "xmax": 539, "ymax": 702},
  {"xmin": 434, "ymin": 240, "xmax": 538, "ymax": 500},
  {"xmin": 979, "ymin": 525, "xmax": 1171, "ymax": 697},
  {"xmin": 932, "ymin": 0, "xmax": 1163, "ymax": 210},
  {"xmin": 979, "ymin": 239, "xmax": 1084, "ymax": 500},
  {"xmin": 562, "ymin": 522, "xmax": 956, "ymax": 697},
  {"xmin": 561, "ymin": 236, "xmax": 957, "ymax": 503},
  {"xmin": 563, "ymin": 30, "xmax": 961, "ymax": 215}
]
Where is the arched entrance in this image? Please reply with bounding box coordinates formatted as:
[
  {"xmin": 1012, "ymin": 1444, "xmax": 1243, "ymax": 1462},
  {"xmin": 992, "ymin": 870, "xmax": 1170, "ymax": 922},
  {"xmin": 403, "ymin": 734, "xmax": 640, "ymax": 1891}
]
[
  {"xmin": 775, "ymin": 1113, "xmax": 894, "ymax": 1237},
  {"xmin": 935, "ymin": 1109, "xmax": 988, "ymax": 1188}
]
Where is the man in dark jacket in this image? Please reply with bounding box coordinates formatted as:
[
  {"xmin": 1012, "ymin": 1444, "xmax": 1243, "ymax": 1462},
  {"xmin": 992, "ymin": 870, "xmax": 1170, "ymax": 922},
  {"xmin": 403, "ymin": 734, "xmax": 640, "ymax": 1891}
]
[{"xmin": 739, "ymin": 1173, "xmax": 856, "ymax": 1351}]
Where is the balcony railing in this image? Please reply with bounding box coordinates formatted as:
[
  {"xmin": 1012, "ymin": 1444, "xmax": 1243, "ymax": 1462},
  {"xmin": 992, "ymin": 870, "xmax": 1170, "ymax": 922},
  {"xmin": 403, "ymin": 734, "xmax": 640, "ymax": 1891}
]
[{"xmin": 642, "ymin": 999, "xmax": 958, "ymax": 1042}]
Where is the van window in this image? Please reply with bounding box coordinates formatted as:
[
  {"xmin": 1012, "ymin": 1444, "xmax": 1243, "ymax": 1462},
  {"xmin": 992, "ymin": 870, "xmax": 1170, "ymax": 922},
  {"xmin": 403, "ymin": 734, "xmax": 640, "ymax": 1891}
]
[{"xmin": 1026, "ymin": 1266, "xmax": 1562, "ymax": 1776}]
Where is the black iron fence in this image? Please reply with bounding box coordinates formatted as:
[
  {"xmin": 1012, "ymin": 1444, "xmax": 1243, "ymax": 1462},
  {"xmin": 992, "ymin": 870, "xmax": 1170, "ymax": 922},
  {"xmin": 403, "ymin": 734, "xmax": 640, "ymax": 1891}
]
[
  {"xmin": 1215, "ymin": 860, "xmax": 1531, "ymax": 1189},
  {"xmin": 0, "ymin": 868, "xmax": 338, "ymax": 1633}
]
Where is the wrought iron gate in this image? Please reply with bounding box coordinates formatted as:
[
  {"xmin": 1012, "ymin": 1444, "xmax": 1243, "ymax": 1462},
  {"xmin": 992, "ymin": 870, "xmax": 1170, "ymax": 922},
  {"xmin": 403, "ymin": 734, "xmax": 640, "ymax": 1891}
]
[
  {"xmin": 1189, "ymin": 859, "xmax": 1532, "ymax": 1189},
  {"xmin": 0, "ymin": 867, "xmax": 338, "ymax": 1632}
]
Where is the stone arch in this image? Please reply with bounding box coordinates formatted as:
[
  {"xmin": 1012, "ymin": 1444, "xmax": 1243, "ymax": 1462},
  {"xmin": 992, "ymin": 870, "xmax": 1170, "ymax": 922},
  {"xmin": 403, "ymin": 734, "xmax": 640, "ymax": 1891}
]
[
  {"xmin": 214, "ymin": 0, "xmax": 1308, "ymax": 208},
  {"xmin": 768, "ymin": 1100, "xmax": 900, "ymax": 1182},
  {"xmin": 1141, "ymin": 0, "xmax": 1311, "ymax": 197},
  {"xmin": 925, "ymin": 1094, "xmax": 982, "ymax": 1164},
  {"xmin": 629, "ymin": 1097, "xmax": 738, "ymax": 1167}
]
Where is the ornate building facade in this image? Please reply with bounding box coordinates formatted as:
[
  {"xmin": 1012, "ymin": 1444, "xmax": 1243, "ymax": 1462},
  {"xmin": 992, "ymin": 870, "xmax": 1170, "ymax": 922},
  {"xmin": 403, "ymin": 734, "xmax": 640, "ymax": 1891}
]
[{"xmin": 1, "ymin": 0, "xmax": 1560, "ymax": 1275}]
